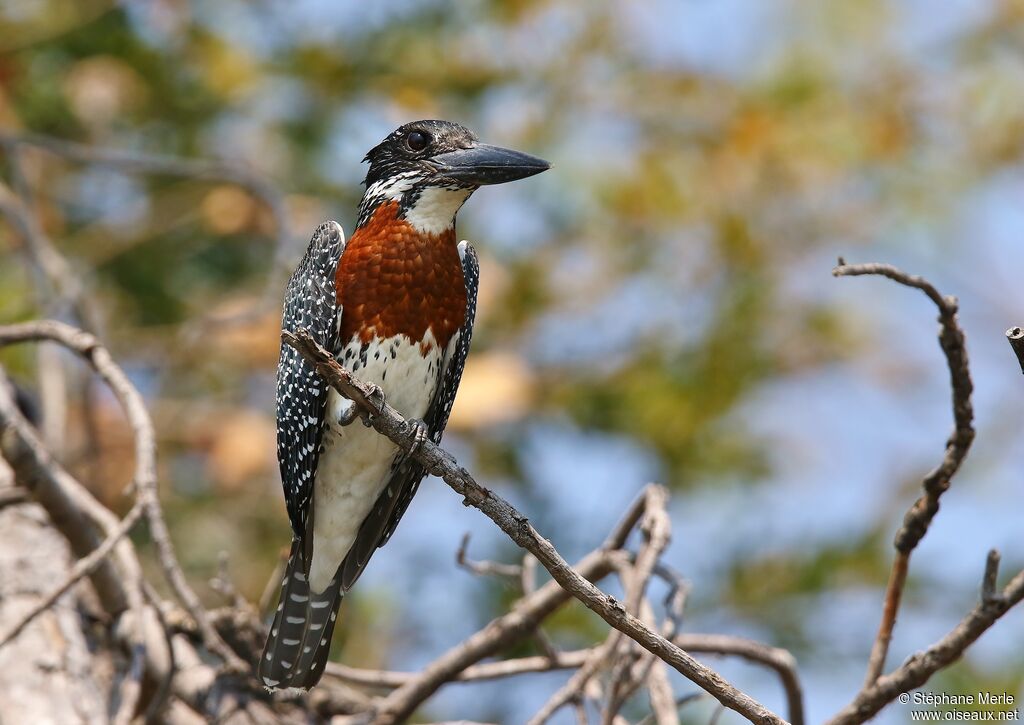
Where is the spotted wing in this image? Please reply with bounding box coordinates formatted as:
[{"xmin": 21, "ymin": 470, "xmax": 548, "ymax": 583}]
[
  {"xmin": 276, "ymin": 221, "xmax": 346, "ymax": 540},
  {"xmin": 338, "ymin": 240, "xmax": 480, "ymax": 590}
]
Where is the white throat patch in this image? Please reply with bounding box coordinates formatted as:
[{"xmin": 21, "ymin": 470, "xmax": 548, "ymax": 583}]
[{"xmin": 403, "ymin": 186, "xmax": 472, "ymax": 235}]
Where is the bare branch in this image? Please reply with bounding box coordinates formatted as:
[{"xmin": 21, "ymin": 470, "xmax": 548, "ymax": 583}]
[
  {"xmin": 373, "ymin": 546, "xmax": 627, "ymax": 718},
  {"xmin": 327, "ymin": 649, "xmax": 594, "ymax": 688},
  {"xmin": 604, "ymin": 486, "xmax": 674, "ymax": 724},
  {"xmin": 1005, "ymin": 327, "xmax": 1024, "ymax": 375},
  {"xmin": 529, "ymin": 636, "xmax": 621, "ymax": 725},
  {"xmin": 0, "ymin": 500, "xmax": 144, "ymax": 648},
  {"xmin": 647, "ymin": 658, "xmax": 681, "ymax": 725},
  {"xmin": 0, "ymin": 369, "xmax": 151, "ymax": 720},
  {"xmin": 516, "ymin": 551, "xmax": 563, "ymax": 661},
  {"xmin": 456, "ymin": 532, "xmax": 523, "ymax": 579},
  {"xmin": 0, "ymin": 320, "xmax": 246, "ymax": 671},
  {"xmin": 981, "ymin": 549, "xmax": 1002, "ymax": 605},
  {"xmin": 834, "ymin": 260, "xmax": 975, "ymax": 683},
  {"xmin": 605, "ymin": 599, "xmax": 676, "ymax": 725},
  {"xmin": 863, "ymin": 550, "xmax": 909, "ymax": 687},
  {"xmin": 675, "ymin": 635, "xmax": 805, "ymax": 725},
  {"xmin": 0, "ymin": 180, "xmax": 102, "ymax": 331},
  {"xmin": 0, "ymin": 369, "xmax": 129, "ymax": 614},
  {"xmin": 283, "ymin": 328, "xmax": 788, "ymax": 725},
  {"xmin": 636, "ymin": 694, "xmax": 708, "ymax": 725},
  {"xmin": 826, "ymin": 562, "xmax": 1024, "ymax": 725},
  {"xmin": 0, "ymin": 486, "xmax": 29, "ymax": 508}
]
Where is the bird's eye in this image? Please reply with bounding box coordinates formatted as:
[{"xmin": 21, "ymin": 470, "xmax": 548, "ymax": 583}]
[{"xmin": 406, "ymin": 130, "xmax": 430, "ymax": 152}]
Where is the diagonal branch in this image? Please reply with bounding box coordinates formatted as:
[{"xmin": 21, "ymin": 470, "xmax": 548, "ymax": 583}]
[
  {"xmin": 283, "ymin": 328, "xmax": 788, "ymax": 725},
  {"xmin": 825, "ymin": 557, "xmax": 1024, "ymax": 725},
  {"xmin": 366, "ymin": 545, "xmax": 629, "ymax": 717},
  {"xmin": 336, "ymin": 487, "xmax": 658, "ymax": 721},
  {"xmin": 833, "ymin": 260, "xmax": 975, "ymax": 684}
]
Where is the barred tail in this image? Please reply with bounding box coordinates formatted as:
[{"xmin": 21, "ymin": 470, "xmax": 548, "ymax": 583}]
[{"xmin": 258, "ymin": 540, "xmax": 344, "ymax": 691}]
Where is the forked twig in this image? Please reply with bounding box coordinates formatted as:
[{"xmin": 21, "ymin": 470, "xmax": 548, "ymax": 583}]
[
  {"xmin": 283, "ymin": 328, "xmax": 787, "ymax": 725},
  {"xmin": 834, "ymin": 260, "xmax": 975, "ymax": 684}
]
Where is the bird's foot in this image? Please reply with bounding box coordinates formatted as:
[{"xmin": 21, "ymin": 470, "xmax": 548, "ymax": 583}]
[
  {"xmin": 404, "ymin": 418, "xmax": 429, "ymax": 455},
  {"xmin": 334, "ymin": 399, "xmax": 359, "ymax": 427},
  {"xmin": 360, "ymin": 383, "xmax": 386, "ymax": 427}
]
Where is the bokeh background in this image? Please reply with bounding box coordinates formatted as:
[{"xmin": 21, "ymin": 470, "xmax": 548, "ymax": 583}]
[{"xmin": 2, "ymin": 1, "xmax": 1023, "ymax": 723}]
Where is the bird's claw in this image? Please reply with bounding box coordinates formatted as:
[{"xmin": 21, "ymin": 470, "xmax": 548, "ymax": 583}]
[
  {"xmin": 405, "ymin": 419, "xmax": 428, "ymax": 455},
  {"xmin": 360, "ymin": 383, "xmax": 386, "ymax": 427}
]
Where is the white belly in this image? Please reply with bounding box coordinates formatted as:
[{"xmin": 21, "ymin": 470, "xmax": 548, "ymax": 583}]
[{"xmin": 307, "ymin": 332, "xmax": 444, "ymax": 592}]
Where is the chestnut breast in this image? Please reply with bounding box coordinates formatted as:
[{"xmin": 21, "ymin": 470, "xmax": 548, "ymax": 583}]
[{"xmin": 336, "ymin": 201, "xmax": 467, "ymax": 352}]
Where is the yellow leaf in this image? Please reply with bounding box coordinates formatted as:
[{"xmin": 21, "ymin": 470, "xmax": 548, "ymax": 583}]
[{"xmin": 449, "ymin": 352, "xmax": 534, "ymax": 429}]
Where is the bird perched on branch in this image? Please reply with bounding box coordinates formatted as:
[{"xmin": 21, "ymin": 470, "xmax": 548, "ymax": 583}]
[{"xmin": 259, "ymin": 120, "xmax": 549, "ymax": 690}]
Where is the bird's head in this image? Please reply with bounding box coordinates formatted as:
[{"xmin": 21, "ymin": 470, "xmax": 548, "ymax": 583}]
[{"xmin": 357, "ymin": 119, "xmax": 550, "ymax": 235}]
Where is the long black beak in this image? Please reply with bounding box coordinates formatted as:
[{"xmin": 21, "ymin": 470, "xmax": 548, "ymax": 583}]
[{"xmin": 429, "ymin": 143, "xmax": 550, "ymax": 185}]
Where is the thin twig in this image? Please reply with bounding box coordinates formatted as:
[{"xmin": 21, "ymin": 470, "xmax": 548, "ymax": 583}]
[
  {"xmin": 647, "ymin": 657, "xmax": 681, "ymax": 725},
  {"xmin": 0, "ymin": 501, "xmax": 144, "ymax": 648},
  {"xmin": 0, "ymin": 131, "xmax": 295, "ymax": 308},
  {"xmin": 369, "ymin": 547, "xmax": 627, "ymax": 717},
  {"xmin": 826, "ymin": 560, "xmax": 1024, "ymax": 725},
  {"xmin": 863, "ymin": 550, "xmax": 909, "ymax": 687},
  {"xmin": 456, "ymin": 533, "xmax": 523, "ymax": 579},
  {"xmin": 636, "ymin": 693, "xmax": 708, "ymax": 725},
  {"xmin": 0, "ymin": 486, "xmax": 29, "ymax": 508},
  {"xmin": 283, "ymin": 329, "xmax": 787, "ymax": 725},
  {"xmin": 142, "ymin": 585, "xmax": 178, "ymax": 723},
  {"xmin": 210, "ymin": 551, "xmax": 246, "ymax": 609},
  {"xmin": 834, "ymin": 260, "xmax": 975, "ymax": 684},
  {"xmin": 519, "ymin": 552, "xmax": 562, "ymax": 662},
  {"xmin": 675, "ymin": 634, "xmax": 805, "ymax": 725},
  {"xmin": 0, "ymin": 368, "xmax": 129, "ymax": 614},
  {"xmin": 455, "ymin": 536, "xmax": 561, "ymax": 660},
  {"xmin": 1005, "ymin": 327, "xmax": 1024, "ymax": 375},
  {"xmin": 608, "ymin": 599, "xmax": 677, "ymax": 725},
  {"xmin": 330, "ymin": 493, "xmax": 640, "ymax": 719},
  {"xmin": 0, "ymin": 321, "xmax": 247, "ymax": 671},
  {"xmin": 0, "ymin": 180, "xmax": 102, "ymax": 332},
  {"xmin": 529, "ymin": 636, "xmax": 622, "ymax": 725},
  {"xmin": 0, "ymin": 369, "xmax": 150, "ymax": 722},
  {"xmin": 604, "ymin": 486, "xmax": 673, "ymax": 724},
  {"xmin": 326, "ymin": 649, "xmax": 594, "ymax": 688},
  {"xmin": 981, "ymin": 550, "xmax": 1002, "ymax": 604}
]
